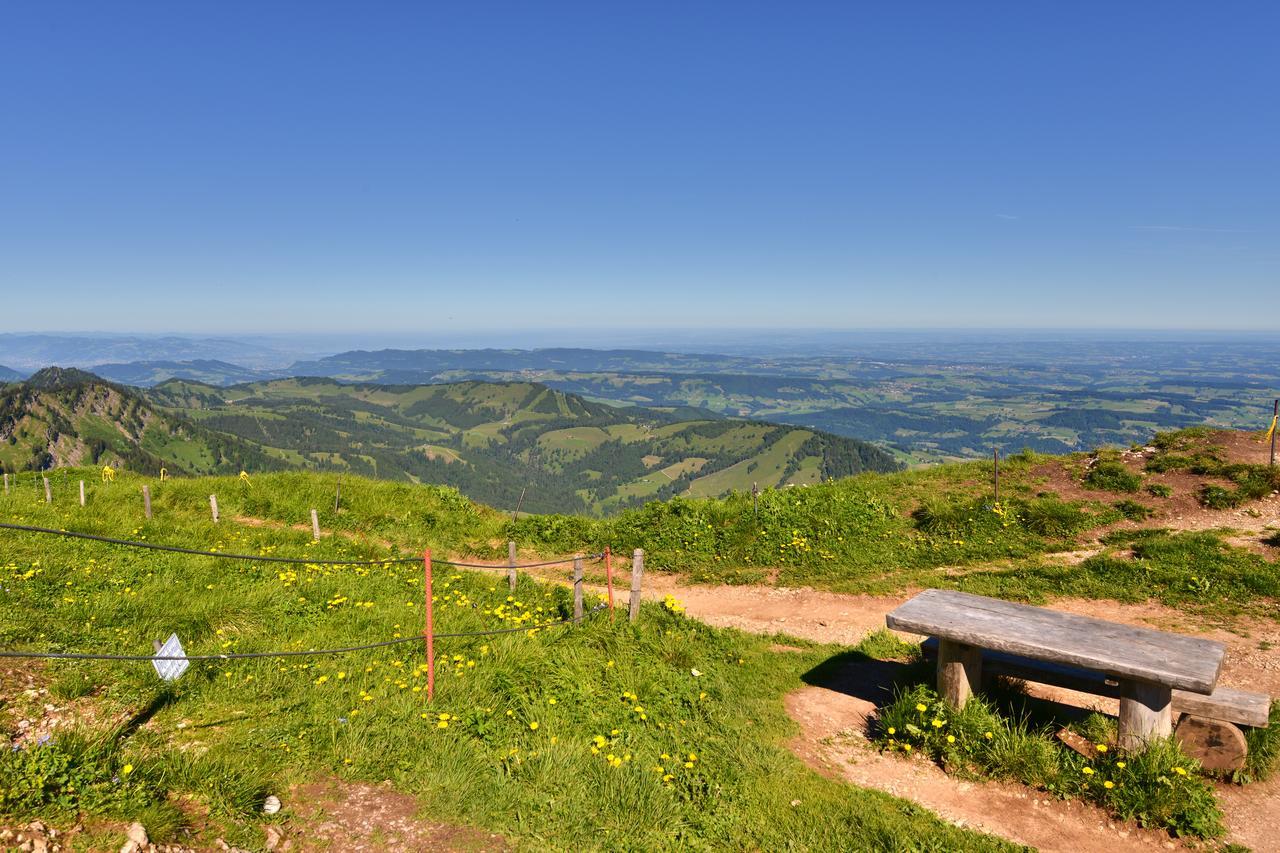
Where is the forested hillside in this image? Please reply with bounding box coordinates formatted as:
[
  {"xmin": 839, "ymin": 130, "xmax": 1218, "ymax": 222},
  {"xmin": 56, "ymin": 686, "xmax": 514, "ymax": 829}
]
[
  {"xmin": 0, "ymin": 368, "xmax": 283, "ymax": 475},
  {"xmin": 144, "ymin": 377, "xmax": 899, "ymax": 514}
]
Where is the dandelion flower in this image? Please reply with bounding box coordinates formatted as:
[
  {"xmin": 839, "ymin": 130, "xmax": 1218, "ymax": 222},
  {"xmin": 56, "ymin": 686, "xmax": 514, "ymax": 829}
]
[
  {"xmin": 1116, "ymin": 761, "xmax": 1126, "ymax": 769},
  {"xmin": 437, "ymin": 721, "xmax": 449, "ymax": 729},
  {"xmin": 946, "ymin": 735, "xmax": 955, "ymax": 743},
  {"xmin": 984, "ymin": 731, "xmax": 993, "ymax": 739},
  {"xmin": 122, "ymin": 764, "xmax": 133, "ymax": 776},
  {"xmin": 1174, "ymin": 766, "xmax": 1187, "ymax": 776},
  {"xmin": 1103, "ymin": 780, "xmax": 1114, "ymax": 789},
  {"xmin": 1096, "ymin": 744, "xmax": 1107, "ymax": 753},
  {"xmin": 887, "ymin": 727, "xmax": 896, "ymax": 736},
  {"xmin": 529, "ymin": 721, "xmax": 539, "ymax": 730},
  {"xmin": 916, "ymin": 703, "xmax": 927, "ymax": 713},
  {"xmin": 1082, "ymin": 766, "xmax": 1094, "ymax": 776}
]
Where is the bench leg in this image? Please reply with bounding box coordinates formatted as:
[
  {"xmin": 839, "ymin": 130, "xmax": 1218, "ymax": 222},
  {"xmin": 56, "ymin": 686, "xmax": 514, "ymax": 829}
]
[
  {"xmin": 1118, "ymin": 680, "xmax": 1173, "ymax": 752},
  {"xmin": 937, "ymin": 639, "xmax": 982, "ymax": 708}
]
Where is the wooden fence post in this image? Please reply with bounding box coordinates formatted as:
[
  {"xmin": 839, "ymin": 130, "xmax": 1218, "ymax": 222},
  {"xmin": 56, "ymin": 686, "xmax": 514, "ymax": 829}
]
[
  {"xmin": 311, "ymin": 508, "xmax": 321, "ymax": 541},
  {"xmin": 79, "ymin": 480, "xmax": 86, "ymax": 507},
  {"xmin": 993, "ymin": 448, "xmax": 1000, "ymax": 503},
  {"xmin": 507, "ymin": 541, "xmax": 517, "ymax": 591},
  {"xmin": 1271, "ymin": 399, "xmax": 1277, "ymax": 468},
  {"xmin": 573, "ymin": 555, "xmax": 584, "ymax": 620},
  {"xmin": 209, "ymin": 494, "xmax": 219, "ymax": 523},
  {"xmin": 424, "ymin": 550, "xmax": 435, "ymax": 701},
  {"xmin": 604, "ymin": 546, "xmax": 615, "ymax": 618},
  {"xmin": 3, "ymin": 473, "xmax": 7, "ymax": 494},
  {"xmin": 43, "ymin": 477, "xmax": 51, "ymax": 504},
  {"xmin": 629, "ymin": 549, "xmax": 644, "ymax": 622},
  {"xmin": 334, "ymin": 481, "xmax": 342, "ymax": 512},
  {"xmin": 143, "ymin": 485, "xmax": 152, "ymax": 520}
]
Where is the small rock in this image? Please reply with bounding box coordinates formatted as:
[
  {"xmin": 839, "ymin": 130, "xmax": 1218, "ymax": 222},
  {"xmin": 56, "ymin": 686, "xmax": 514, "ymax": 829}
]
[
  {"xmin": 264, "ymin": 826, "xmax": 284, "ymax": 850},
  {"xmin": 31, "ymin": 838, "xmax": 47, "ymax": 853},
  {"xmin": 119, "ymin": 842, "xmax": 139, "ymax": 853},
  {"xmin": 215, "ymin": 839, "xmax": 231, "ymax": 851},
  {"xmin": 16, "ymin": 720, "xmax": 30, "ymax": 731},
  {"xmin": 27, "ymin": 821, "xmax": 46, "ymax": 833},
  {"xmin": 789, "ymin": 799, "xmax": 801, "ymax": 807},
  {"xmin": 0, "ymin": 829, "xmax": 13, "ymax": 841},
  {"xmin": 262, "ymin": 794, "xmax": 282, "ymax": 814},
  {"xmin": 126, "ymin": 822, "xmax": 148, "ymax": 846},
  {"xmin": 18, "ymin": 840, "xmax": 34, "ymax": 853}
]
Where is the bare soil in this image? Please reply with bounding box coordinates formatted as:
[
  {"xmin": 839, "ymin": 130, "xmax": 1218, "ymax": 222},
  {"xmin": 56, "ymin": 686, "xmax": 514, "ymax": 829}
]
[{"xmin": 282, "ymin": 779, "xmax": 506, "ymax": 852}]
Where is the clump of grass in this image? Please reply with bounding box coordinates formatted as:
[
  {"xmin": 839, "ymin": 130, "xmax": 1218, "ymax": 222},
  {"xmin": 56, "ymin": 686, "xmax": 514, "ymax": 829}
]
[
  {"xmin": 852, "ymin": 629, "xmax": 920, "ymax": 661},
  {"xmin": 1083, "ymin": 459, "xmax": 1143, "ymax": 493},
  {"xmin": 1199, "ymin": 484, "xmax": 1239, "ymax": 510},
  {"xmin": 875, "ymin": 684, "xmax": 1225, "ymax": 838},
  {"xmin": 1233, "ymin": 701, "xmax": 1280, "ymax": 784},
  {"xmin": 1112, "ymin": 499, "xmax": 1154, "ymax": 521},
  {"xmin": 1145, "ymin": 483, "xmax": 1173, "ymax": 498}
]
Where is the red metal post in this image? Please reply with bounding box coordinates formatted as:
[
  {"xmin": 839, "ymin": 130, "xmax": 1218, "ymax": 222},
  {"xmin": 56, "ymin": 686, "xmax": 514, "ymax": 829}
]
[
  {"xmin": 605, "ymin": 546, "xmax": 615, "ymax": 618},
  {"xmin": 424, "ymin": 549, "xmax": 435, "ymax": 701}
]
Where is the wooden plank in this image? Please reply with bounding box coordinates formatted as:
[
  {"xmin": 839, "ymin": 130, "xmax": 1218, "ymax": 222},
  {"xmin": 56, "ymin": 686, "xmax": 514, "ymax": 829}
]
[
  {"xmin": 937, "ymin": 639, "xmax": 982, "ymax": 707},
  {"xmin": 1119, "ymin": 680, "xmax": 1172, "ymax": 751},
  {"xmin": 921, "ymin": 639, "xmax": 1270, "ymax": 727},
  {"xmin": 888, "ymin": 589, "xmax": 1224, "ymax": 693},
  {"xmin": 1172, "ymin": 685, "xmax": 1271, "ymax": 728}
]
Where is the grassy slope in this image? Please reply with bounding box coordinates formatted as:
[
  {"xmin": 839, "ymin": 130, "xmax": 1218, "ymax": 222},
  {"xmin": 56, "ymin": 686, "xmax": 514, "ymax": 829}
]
[{"xmin": 0, "ymin": 473, "xmax": 1008, "ymax": 851}]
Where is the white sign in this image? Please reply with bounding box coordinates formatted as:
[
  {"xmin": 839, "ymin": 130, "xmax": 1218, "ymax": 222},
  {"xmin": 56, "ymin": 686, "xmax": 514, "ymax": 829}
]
[{"xmin": 152, "ymin": 633, "xmax": 190, "ymax": 682}]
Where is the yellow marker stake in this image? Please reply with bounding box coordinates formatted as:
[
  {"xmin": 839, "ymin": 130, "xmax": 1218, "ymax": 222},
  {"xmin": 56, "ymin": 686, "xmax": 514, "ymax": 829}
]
[
  {"xmin": 1266, "ymin": 415, "xmax": 1277, "ymax": 443},
  {"xmin": 159, "ymin": 468, "xmax": 167, "ymax": 481},
  {"xmin": 101, "ymin": 465, "xmax": 116, "ymax": 483},
  {"xmin": 239, "ymin": 470, "xmax": 252, "ymax": 487}
]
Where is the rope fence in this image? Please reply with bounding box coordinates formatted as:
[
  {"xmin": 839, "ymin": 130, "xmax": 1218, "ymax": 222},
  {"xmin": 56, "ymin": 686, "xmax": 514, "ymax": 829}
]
[
  {"xmin": 0, "ymin": 514, "xmax": 645, "ymax": 699},
  {"xmin": 0, "ymin": 604, "xmax": 609, "ymax": 663},
  {"xmin": 0, "ymin": 521, "xmax": 603, "ymax": 570}
]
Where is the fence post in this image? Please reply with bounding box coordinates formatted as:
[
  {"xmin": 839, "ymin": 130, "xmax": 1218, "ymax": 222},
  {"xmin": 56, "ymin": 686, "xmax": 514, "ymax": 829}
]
[
  {"xmin": 311, "ymin": 508, "xmax": 321, "ymax": 541},
  {"xmin": 507, "ymin": 541, "xmax": 517, "ymax": 591},
  {"xmin": 629, "ymin": 549, "xmax": 644, "ymax": 622},
  {"xmin": 334, "ymin": 480, "xmax": 342, "ymax": 512},
  {"xmin": 2, "ymin": 473, "xmax": 7, "ymax": 494},
  {"xmin": 573, "ymin": 555, "xmax": 584, "ymax": 620},
  {"xmin": 604, "ymin": 546, "xmax": 615, "ymax": 618},
  {"xmin": 79, "ymin": 480, "xmax": 86, "ymax": 507},
  {"xmin": 424, "ymin": 550, "xmax": 435, "ymax": 701},
  {"xmin": 43, "ymin": 477, "xmax": 51, "ymax": 504},
  {"xmin": 143, "ymin": 485, "xmax": 152, "ymax": 520},
  {"xmin": 209, "ymin": 494, "xmax": 219, "ymax": 523},
  {"xmin": 993, "ymin": 448, "xmax": 1000, "ymax": 503},
  {"xmin": 1271, "ymin": 399, "xmax": 1277, "ymax": 468}
]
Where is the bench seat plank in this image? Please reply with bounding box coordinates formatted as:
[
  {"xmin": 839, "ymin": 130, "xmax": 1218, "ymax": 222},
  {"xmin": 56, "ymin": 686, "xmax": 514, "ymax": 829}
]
[
  {"xmin": 920, "ymin": 639, "xmax": 1270, "ymax": 727},
  {"xmin": 888, "ymin": 589, "xmax": 1225, "ymax": 694}
]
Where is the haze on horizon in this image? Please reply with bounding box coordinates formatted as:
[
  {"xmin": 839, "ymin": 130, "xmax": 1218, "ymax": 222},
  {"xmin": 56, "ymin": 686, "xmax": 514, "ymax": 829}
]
[{"xmin": 3, "ymin": 3, "xmax": 1277, "ymax": 334}]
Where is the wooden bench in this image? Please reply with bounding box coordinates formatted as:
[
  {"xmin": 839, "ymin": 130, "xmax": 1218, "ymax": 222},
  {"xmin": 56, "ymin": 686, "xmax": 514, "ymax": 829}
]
[
  {"xmin": 918, "ymin": 637, "xmax": 1271, "ymax": 770},
  {"xmin": 886, "ymin": 589, "xmax": 1231, "ymax": 752}
]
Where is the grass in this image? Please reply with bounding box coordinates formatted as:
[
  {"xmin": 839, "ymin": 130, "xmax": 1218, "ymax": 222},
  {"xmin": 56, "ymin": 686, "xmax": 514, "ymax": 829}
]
[
  {"xmin": 1082, "ymin": 457, "xmax": 1144, "ymax": 493},
  {"xmin": 0, "ymin": 471, "xmax": 1012, "ymax": 851},
  {"xmin": 875, "ymin": 684, "xmax": 1226, "ymax": 839}
]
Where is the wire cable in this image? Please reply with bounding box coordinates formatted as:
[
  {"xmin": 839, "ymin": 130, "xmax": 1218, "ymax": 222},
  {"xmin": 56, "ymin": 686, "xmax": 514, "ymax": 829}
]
[
  {"xmin": 0, "ymin": 521, "xmax": 602, "ymax": 569},
  {"xmin": 0, "ymin": 604, "xmax": 609, "ymax": 662}
]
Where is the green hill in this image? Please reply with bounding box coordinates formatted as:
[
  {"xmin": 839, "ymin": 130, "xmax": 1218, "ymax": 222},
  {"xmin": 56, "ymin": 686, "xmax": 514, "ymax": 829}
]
[
  {"xmin": 0, "ymin": 367, "xmax": 285, "ymax": 476},
  {"xmin": 143, "ymin": 376, "xmax": 899, "ymax": 514}
]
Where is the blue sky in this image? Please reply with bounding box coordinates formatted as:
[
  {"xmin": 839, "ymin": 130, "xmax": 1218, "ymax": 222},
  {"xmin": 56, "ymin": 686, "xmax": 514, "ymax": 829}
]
[{"xmin": 2, "ymin": 2, "xmax": 1277, "ymax": 334}]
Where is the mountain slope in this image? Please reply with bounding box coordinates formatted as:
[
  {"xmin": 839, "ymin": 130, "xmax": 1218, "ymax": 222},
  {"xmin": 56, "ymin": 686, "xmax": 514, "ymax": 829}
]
[
  {"xmin": 91, "ymin": 359, "xmax": 271, "ymax": 387},
  {"xmin": 0, "ymin": 365, "xmax": 22, "ymax": 382},
  {"xmin": 146, "ymin": 377, "xmax": 900, "ymax": 514},
  {"xmin": 0, "ymin": 368, "xmax": 286, "ymax": 475}
]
